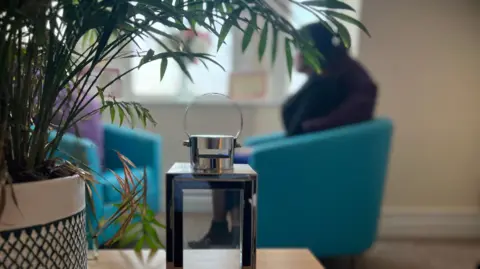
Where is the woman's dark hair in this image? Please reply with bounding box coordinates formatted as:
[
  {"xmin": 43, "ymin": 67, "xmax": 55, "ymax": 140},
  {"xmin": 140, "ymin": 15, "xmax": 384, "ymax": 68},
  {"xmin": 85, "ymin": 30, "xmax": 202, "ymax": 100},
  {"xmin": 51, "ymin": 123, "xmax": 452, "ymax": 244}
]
[{"xmin": 299, "ymin": 22, "xmax": 348, "ymax": 66}]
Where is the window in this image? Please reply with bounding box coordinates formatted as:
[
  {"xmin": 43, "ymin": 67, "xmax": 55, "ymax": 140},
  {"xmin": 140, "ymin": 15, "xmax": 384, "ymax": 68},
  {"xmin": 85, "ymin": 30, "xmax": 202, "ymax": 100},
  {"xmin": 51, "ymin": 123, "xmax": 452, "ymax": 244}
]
[
  {"xmin": 122, "ymin": 1, "xmax": 363, "ymax": 103},
  {"xmin": 130, "ymin": 22, "xmax": 233, "ymax": 99},
  {"xmin": 287, "ymin": 5, "xmax": 320, "ymax": 95}
]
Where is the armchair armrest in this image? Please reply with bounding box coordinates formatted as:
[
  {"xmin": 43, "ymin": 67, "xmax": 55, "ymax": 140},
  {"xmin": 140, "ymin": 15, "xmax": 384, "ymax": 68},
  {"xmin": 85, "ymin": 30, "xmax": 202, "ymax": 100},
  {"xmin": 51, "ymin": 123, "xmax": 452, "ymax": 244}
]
[{"xmin": 243, "ymin": 131, "xmax": 285, "ymax": 147}]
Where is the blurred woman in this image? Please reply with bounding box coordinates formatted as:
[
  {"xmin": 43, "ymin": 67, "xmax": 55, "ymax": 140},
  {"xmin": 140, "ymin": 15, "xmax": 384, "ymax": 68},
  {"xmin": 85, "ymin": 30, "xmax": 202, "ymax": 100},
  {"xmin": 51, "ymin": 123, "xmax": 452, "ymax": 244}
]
[{"xmin": 189, "ymin": 21, "xmax": 378, "ymax": 249}]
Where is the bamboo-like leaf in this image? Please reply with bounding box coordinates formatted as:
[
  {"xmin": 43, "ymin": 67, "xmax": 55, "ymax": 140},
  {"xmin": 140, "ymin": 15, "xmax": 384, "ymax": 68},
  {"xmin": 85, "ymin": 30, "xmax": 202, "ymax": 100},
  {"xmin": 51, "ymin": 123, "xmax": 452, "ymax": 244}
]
[
  {"xmin": 148, "ymin": 247, "xmax": 159, "ymax": 262},
  {"xmin": 97, "ymin": 86, "xmax": 106, "ymax": 105},
  {"xmin": 285, "ymin": 38, "xmax": 293, "ymax": 79},
  {"xmin": 303, "ymin": 48, "xmax": 323, "ymax": 73},
  {"xmin": 109, "ymin": 104, "xmax": 116, "ymax": 123},
  {"xmin": 152, "ymin": 218, "xmax": 166, "ymax": 229},
  {"xmin": 134, "ymin": 106, "xmax": 144, "ymax": 125},
  {"xmin": 134, "ymin": 237, "xmax": 144, "ymax": 253},
  {"xmin": 258, "ymin": 20, "xmax": 268, "ymax": 62},
  {"xmin": 139, "ymin": 49, "xmax": 155, "ymax": 68},
  {"xmin": 242, "ymin": 13, "xmax": 257, "ymax": 52},
  {"xmin": 160, "ymin": 59, "xmax": 168, "ymax": 81},
  {"xmin": 118, "ymin": 106, "xmax": 125, "ymax": 126},
  {"xmin": 271, "ymin": 28, "xmax": 278, "ymax": 65},
  {"xmin": 118, "ymin": 223, "xmax": 141, "ymax": 247},
  {"xmin": 172, "ymin": 56, "xmax": 193, "ymax": 82},
  {"xmin": 217, "ymin": 19, "xmax": 234, "ymax": 52},
  {"xmin": 334, "ymin": 19, "xmax": 351, "ymax": 48},
  {"xmin": 141, "ymin": 114, "xmax": 147, "ymax": 128},
  {"xmin": 302, "ymin": 0, "xmax": 355, "ymax": 11},
  {"xmin": 144, "ymin": 223, "xmax": 162, "ymax": 246},
  {"xmin": 206, "ymin": 1, "xmax": 215, "ymax": 26},
  {"xmin": 324, "ymin": 10, "xmax": 371, "ymax": 37},
  {"xmin": 92, "ymin": 12, "xmax": 116, "ymax": 64}
]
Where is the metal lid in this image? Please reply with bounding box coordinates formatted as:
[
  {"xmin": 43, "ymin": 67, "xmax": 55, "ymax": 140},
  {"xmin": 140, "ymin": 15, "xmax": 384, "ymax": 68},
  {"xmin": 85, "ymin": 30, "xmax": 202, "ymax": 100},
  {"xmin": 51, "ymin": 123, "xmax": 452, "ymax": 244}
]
[{"xmin": 183, "ymin": 93, "xmax": 243, "ymax": 173}]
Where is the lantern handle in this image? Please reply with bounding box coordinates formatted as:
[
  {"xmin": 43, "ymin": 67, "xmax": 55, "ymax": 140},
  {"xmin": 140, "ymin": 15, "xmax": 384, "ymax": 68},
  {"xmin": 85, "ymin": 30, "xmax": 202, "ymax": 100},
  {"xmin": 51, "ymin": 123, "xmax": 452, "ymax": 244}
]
[{"xmin": 183, "ymin": 93, "xmax": 244, "ymax": 139}]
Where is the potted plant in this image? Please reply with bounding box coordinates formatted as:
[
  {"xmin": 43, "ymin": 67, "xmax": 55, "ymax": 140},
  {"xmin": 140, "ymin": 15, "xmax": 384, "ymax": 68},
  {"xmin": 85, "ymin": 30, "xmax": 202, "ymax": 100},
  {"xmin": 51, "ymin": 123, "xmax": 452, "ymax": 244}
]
[{"xmin": 0, "ymin": 0, "xmax": 367, "ymax": 267}]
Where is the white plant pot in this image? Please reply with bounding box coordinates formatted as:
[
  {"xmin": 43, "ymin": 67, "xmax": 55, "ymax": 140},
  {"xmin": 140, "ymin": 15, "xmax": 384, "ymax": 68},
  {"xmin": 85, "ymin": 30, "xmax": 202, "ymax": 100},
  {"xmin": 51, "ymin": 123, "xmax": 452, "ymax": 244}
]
[{"xmin": 0, "ymin": 175, "xmax": 87, "ymax": 269}]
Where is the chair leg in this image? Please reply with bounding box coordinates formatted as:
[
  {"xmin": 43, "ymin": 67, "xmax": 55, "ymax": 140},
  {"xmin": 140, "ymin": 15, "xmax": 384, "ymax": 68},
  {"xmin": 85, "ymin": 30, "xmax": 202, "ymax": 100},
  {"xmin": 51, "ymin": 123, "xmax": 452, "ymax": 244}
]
[
  {"xmin": 350, "ymin": 255, "xmax": 362, "ymax": 269},
  {"xmin": 318, "ymin": 255, "xmax": 360, "ymax": 269},
  {"xmin": 350, "ymin": 256, "xmax": 356, "ymax": 269}
]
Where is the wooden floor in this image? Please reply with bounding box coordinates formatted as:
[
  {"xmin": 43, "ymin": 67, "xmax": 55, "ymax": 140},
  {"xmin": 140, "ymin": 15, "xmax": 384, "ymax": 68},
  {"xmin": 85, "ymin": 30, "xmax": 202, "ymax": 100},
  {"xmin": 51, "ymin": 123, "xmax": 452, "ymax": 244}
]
[{"xmin": 322, "ymin": 239, "xmax": 480, "ymax": 269}]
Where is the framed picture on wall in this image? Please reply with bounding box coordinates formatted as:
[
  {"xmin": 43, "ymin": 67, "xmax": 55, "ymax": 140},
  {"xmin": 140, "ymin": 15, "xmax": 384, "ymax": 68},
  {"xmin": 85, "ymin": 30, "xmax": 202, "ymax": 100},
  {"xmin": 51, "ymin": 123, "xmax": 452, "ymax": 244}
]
[{"xmin": 228, "ymin": 71, "xmax": 268, "ymax": 101}]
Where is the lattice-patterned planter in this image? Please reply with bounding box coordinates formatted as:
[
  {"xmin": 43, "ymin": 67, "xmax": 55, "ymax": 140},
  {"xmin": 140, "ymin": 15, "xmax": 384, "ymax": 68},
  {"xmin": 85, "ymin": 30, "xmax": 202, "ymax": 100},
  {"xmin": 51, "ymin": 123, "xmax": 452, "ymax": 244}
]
[{"xmin": 0, "ymin": 175, "xmax": 87, "ymax": 269}]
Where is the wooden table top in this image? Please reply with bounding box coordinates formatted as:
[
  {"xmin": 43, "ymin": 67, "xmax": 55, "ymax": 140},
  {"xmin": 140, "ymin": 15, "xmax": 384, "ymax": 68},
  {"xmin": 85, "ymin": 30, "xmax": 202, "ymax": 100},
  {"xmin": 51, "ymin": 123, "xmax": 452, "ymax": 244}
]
[{"xmin": 88, "ymin": 249, "xmax": 324, "ymax": 269}]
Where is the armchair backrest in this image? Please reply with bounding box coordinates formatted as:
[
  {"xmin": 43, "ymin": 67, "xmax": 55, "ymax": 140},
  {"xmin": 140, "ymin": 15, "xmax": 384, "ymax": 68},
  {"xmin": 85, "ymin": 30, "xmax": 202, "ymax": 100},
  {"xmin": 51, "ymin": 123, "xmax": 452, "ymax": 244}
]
[{"xmin": 48, "ymin": 131, "xmax": 102, "ymax": 177}]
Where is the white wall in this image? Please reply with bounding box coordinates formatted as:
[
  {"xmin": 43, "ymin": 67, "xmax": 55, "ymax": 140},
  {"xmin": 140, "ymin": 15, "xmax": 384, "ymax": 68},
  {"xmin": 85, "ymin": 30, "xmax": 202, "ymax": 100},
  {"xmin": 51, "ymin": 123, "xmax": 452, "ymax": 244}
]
[
  {"xmin": 361, "ymin": 0, "xmax": 480, "ymax": 208},
  {"xmin": 104, "ymin": 0, "xmax": 480, "ymax": 213},
  {"xmin": 250, "ymin": 0, "xmax": 480, "ymax": 209}
]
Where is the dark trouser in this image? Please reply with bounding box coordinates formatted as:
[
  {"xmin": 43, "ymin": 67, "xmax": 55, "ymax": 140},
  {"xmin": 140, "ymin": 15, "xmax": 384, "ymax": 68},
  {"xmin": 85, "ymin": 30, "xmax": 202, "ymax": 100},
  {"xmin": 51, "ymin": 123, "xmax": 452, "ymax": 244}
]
[{"xmin": 224, "ymin": 152, "xmax": 251, "ymax": 211}]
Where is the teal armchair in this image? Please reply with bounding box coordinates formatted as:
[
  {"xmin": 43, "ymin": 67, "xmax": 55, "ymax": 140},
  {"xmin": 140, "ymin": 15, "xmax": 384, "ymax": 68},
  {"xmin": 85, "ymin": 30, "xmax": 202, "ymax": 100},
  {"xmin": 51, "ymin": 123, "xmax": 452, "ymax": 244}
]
[
  {"xmin": 50, "ymin": 124, "xmax": 162, "ymax": 246},
  {"xmin": 244, "ymin": 118, "xmax": 393, "ymax": 258}
]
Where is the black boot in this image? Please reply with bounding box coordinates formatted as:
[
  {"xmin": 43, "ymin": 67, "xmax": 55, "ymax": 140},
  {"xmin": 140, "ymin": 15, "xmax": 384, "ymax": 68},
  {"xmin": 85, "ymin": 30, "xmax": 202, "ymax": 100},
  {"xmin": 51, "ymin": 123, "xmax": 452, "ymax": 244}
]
[{"xmin": 188, "ymin": 220, "xmax": 232, "ymax": 249}]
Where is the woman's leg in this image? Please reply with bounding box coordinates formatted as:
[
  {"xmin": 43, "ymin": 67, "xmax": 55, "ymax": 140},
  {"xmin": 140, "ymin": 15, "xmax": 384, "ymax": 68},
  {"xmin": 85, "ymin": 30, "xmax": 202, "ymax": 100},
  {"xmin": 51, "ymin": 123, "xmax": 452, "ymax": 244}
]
[
  {"xmin": 188, "ymin": 190, "xmax": 231, "ymax": 249},
  {"xmin": 188, "ymin": 148, "xmax": 253, "ymax": 249},
  {"xmin": 212, "ymin": 190, "xmax": 228, "ymax": 221}
]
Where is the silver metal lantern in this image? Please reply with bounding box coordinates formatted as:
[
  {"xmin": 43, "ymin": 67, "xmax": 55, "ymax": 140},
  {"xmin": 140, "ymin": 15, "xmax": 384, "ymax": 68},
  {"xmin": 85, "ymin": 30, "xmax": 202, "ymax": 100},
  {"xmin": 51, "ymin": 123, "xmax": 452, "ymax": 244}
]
[{"xmin": 166, "ymin": 93, "xmax": 257, "ymax": 269}]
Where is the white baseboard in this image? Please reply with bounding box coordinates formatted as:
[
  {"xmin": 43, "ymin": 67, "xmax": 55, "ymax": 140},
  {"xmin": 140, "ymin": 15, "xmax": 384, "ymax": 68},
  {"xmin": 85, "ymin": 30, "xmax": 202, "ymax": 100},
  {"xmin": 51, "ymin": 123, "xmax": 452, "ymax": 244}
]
[
  {"xmin": 182, "ymin": 195, "xmax": 480, "ymax": 239},
  {"xmin": 379, "ymin": 206, "xmax": 480, "ymax": 239}
]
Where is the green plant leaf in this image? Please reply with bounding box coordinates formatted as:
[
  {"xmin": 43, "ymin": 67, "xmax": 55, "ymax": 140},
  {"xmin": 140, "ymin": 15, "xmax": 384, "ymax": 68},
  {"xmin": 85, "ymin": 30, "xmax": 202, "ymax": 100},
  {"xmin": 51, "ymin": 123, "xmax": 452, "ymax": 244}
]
[
  {"xmin": 97, "ymin": 86, "xmax": 106, "ymax": 105},
  {"xmin": 242, "ymin": 13, "xmax": 257, "ymax": 52},
  {"xmin": 303, "ymin": 48, "xmax": 323, "ymax": 73},
  {"xmin": 285, "ymin": 38, "xmax": 293, "ymax": 79},
  {"xmin": 332, "ymin": 18, "xmax": 351, "ymax": 48},
  {"xmin": 134, "ymin": 237, "xmax": 144, "ymax": 253},
  {"xmin": 160, "ymin": 59, "xmax": 168, "ymax": 80},
  {"xmin": 258, "ymin": 20, "xmax": 269, "ymax": 62},
  {"xmin": 141, "ymin": 114, "xmax": 147, "ymax": 128},
  {"xmin": 271, "ymin": 28, "xmax": 278, "ymax": 65},
  {"xmin": 143, "ymin": 223, "xmax": 162, "ymax": 246},
  {"xmin": 118, "ymin": 224, "xmax": 141, "ymax": 248},
  {"xmin": 152, "ymin": 218, "xmax": 166, "ymax": 229},
  {"xmin": 147, "ymin": 247, "xmax": 159, "ymax": 262},
  {"xmin": 205, "ymin": 1, "xmax": 215, "ymax": 26},
  {"xmin": 324, "ymin": 10, "xmax": 371, "ymax": 37},
  {"xmin": 109, "ymin": 105, "xmax": 116, "ymax": 123},
  {"xmin": 118, "ymin": 105, "xmax": 125, "ymax": 126},
  {"xmin": 139, "ymin": 49, "xmax": 155, "ymax": 68},
  {"xmin": 302, "ymin": 0, "xmax": 355, "ymax": 11},
  {"xmin": 146, "ymin": 208, "xmax": 156, "ymax": 219},
  {"xmin": 144, "ymin": 235, "xmax": 157, "ymax": 250},
  {"xmin": 217, "ymin": 18, "xmax": 234, "ymax": 51}
]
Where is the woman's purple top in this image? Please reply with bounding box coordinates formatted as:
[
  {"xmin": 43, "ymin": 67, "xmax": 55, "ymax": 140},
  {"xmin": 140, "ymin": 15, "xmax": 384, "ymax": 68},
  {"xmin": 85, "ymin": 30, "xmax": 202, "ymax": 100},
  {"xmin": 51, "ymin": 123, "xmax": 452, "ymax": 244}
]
[
  {"xmin": 53, "ymin": 92, "xmax": 104, "ymax": 165},
  {"xmin": 282, "ymin": 58, "xmax": 377, "ymax": 136}
]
